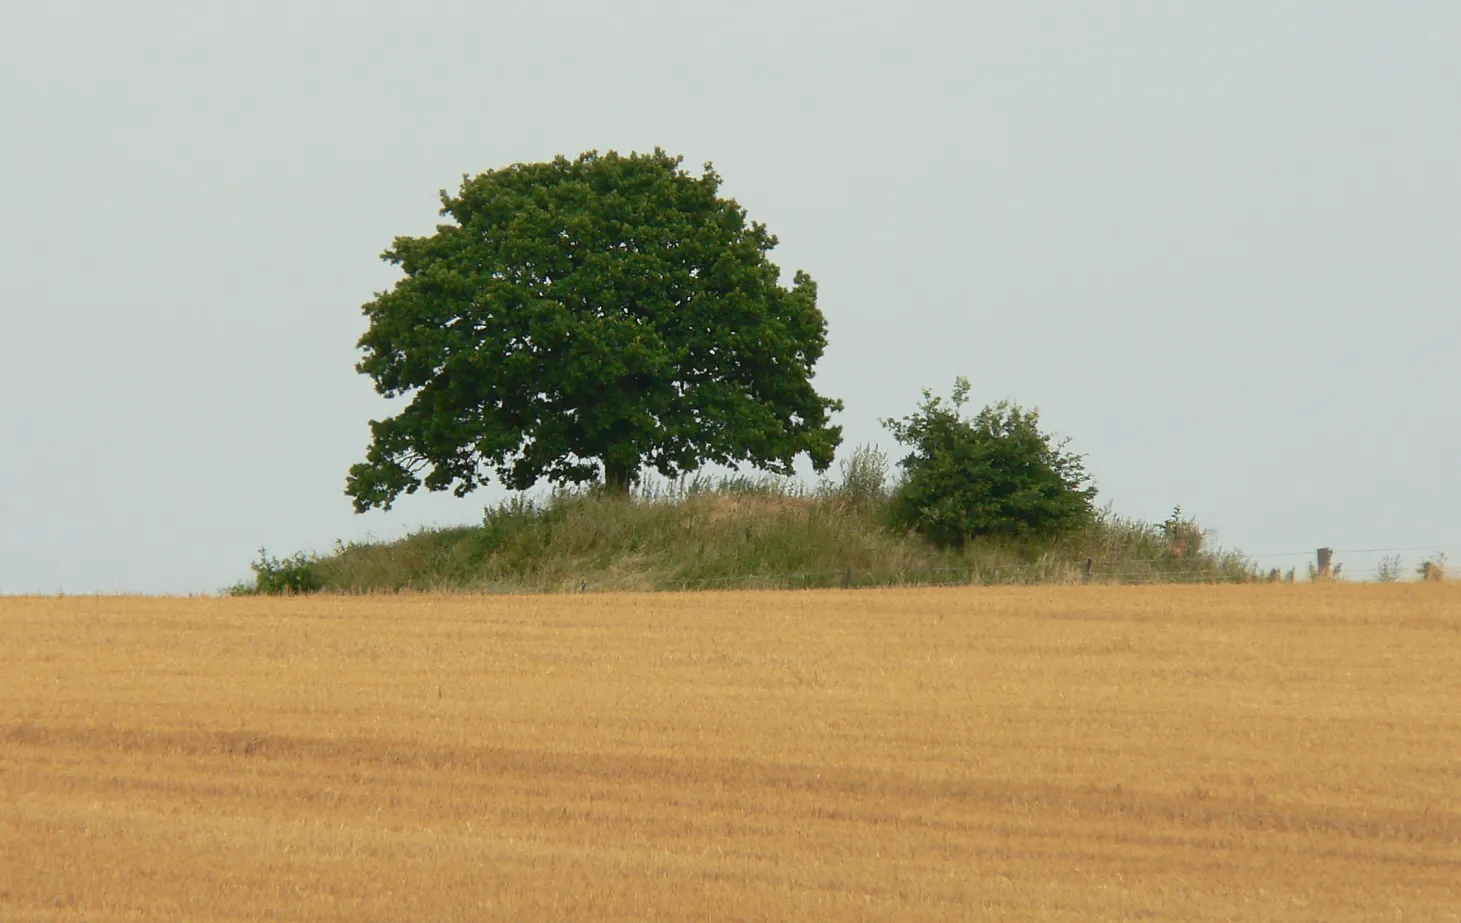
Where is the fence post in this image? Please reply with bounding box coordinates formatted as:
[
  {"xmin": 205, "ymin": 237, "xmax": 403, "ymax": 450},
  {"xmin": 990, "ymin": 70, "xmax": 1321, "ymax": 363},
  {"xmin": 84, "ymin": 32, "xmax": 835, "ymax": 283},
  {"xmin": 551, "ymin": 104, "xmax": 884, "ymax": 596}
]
[
  {"xmin": 1083, "ymin": 558, "xmax": 1093, "ymax": 584},
  {"xmin": 1316, "ymin": 548, "xmax": 1333, "ymax": 580},
  {"xmin": 843, "ymin": 566, "xmax": 853, "ymax": 589}
]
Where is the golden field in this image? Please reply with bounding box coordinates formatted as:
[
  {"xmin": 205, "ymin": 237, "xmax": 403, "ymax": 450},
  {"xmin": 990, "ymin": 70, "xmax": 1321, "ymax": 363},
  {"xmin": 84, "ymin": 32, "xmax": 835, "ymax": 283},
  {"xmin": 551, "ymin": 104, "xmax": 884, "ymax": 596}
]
[{"xmin": 2, "ymin": 585, "xmax": 1459, "ymax": 921}]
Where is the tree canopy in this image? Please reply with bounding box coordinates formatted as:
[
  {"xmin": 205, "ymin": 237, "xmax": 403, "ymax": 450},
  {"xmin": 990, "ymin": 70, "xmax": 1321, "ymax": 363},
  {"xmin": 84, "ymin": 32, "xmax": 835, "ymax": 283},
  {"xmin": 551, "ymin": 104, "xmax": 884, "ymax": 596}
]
[
  {"xmin": 347, "ymin": 149, "xmax": 843, "ymax": 511},
  {"xmin": 884, "ymin": 378, "xmax": 1096, "ymax": 547}
]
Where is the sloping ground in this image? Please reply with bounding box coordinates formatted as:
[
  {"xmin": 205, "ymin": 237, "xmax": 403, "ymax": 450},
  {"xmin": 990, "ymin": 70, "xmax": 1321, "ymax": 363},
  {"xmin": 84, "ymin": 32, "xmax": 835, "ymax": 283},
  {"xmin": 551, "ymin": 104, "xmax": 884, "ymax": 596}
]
[
  {"xmin": 285, "ymin": 490, "xmax": 1254, "ymax": 594},
  {"xmin": 316, "ymin": 491, "xmax": 934, "ymax": 593},
  {"xmin": 3, "ymin": 585, "xmax": 1459, "ymax": 920}
]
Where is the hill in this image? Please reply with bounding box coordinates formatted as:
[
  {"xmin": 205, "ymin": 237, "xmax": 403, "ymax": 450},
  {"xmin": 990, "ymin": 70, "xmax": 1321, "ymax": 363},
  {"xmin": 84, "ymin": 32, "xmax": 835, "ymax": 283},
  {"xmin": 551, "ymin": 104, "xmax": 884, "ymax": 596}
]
[{"xmin": 235, "ymin": 474, "xmax": 1259, "ymax": 595}]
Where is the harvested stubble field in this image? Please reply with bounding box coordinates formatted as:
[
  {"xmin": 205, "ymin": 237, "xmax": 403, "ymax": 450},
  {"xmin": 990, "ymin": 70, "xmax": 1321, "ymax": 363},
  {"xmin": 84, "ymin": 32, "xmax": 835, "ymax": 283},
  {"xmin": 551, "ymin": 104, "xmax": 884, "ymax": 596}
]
[{"xmin": 2, "ymin": 586, "xmax": 1459, "ymax": 921}]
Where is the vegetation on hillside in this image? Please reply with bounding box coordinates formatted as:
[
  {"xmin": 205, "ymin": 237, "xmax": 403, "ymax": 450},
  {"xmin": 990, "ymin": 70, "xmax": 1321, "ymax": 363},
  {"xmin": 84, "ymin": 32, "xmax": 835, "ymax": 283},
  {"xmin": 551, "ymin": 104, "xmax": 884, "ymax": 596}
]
[
  {"xmin": 884, "ymin": 377, "xmax": 1097, "ymax": 547},
  {"xmin": 232, "ymin": 448, "xmax": 1259, "ymax": 595},
  {"xmin": 260, "ymin": 151, "xmax": 1277, "ymax": 597}
]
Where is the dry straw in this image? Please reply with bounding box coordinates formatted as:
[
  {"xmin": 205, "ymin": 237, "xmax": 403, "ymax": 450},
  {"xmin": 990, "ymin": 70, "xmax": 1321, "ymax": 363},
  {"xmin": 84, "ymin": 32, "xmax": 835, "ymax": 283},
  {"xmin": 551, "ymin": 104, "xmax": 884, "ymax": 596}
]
[{"xmin": 4, "ymin": 586, "xmax": 1461, "ymax": 920}]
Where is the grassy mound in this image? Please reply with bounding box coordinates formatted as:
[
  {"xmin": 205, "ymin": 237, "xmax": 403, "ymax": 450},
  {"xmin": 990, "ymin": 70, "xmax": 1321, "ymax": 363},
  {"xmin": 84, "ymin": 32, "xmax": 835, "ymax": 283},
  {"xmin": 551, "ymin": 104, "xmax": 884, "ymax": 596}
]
[{"xmin": 235, "ymin": 473, "xmax": 1260, "ymax": 595}]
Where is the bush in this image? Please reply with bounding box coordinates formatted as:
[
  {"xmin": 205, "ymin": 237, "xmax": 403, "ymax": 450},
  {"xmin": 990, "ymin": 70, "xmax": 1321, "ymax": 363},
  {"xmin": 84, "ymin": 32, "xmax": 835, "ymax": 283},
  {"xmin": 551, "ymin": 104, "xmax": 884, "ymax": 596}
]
[
  {"xmin": 883, "ymin": 378, "xmax": 1096, "ymax": 548},
  {"xmin": 243, "ymin": 548, "xmax": 323, "ymax": 595},
  {"xmin": 1376, "ymin": 555, "xmax": 1403, "ymax": 583},
  {"xmin": 1418, "ymin": 554, "xmax": 1447, "ymax": 582}
]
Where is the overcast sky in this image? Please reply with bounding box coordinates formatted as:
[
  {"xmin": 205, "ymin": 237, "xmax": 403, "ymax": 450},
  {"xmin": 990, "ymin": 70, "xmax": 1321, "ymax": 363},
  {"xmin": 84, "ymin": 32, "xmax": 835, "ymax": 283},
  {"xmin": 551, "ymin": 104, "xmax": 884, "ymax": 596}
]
[{"xmin": 3, "ymin": 1, "xmax": 1458, "ymax": 593}]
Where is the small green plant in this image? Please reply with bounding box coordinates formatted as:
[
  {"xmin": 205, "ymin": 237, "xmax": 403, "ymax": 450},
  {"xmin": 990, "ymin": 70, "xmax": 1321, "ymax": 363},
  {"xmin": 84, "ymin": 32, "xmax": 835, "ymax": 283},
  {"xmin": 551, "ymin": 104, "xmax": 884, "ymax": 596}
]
[
  {"xmin": 1418, "ymin": 554, "xmax": 1447, "ymax": 582},
  {"xmin": 246, "ymin": 548, "xmax": 323, "ymax": 595},
  {"xmin": 1259, "ymin": 567, "xmax": 1299, "ymax": 584},
  {"xmin": 1376, "ymin": 555, "xmax": 1403, "ymax": 583}
]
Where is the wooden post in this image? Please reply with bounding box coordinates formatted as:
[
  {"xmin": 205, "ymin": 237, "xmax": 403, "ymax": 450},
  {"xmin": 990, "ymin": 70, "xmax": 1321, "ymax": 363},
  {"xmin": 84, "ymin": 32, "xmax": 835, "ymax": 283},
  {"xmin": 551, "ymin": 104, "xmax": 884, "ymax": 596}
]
[
  {"xmin": 843, "ymin": 566, "xmax": 853, "ymax": 589},
  {"xmin": 1083, "ymin": 558, "xmax": 1093, "ymax": 584},
  {"xmin": 1316, "ymin": 548, "xmax": 1333, "ymax": 580}
]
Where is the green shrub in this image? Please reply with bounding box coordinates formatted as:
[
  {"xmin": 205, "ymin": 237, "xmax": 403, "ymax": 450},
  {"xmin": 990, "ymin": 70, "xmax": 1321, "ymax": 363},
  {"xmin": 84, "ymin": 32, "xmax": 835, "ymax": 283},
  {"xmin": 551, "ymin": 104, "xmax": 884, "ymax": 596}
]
[
  {"xmin": 1418, "ymin": 554, "xmax": 1447, "ymax": 582},
  {"xmin": 245, "ymin": 548, "xmax": 323, "ymax": 595},
  {"xmin": 1376, "ymin": 555, "xmax": 1403, "ymax": 583},
  {"xmin": 883, "ymin": 377, "xmax": 1096, "ymax": 548}
]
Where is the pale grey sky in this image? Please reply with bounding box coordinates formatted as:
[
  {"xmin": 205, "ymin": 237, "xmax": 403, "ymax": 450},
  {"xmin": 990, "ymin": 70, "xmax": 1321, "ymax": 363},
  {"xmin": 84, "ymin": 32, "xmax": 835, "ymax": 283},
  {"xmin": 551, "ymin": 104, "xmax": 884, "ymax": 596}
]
[{"xmin": 3, "ymin": 1, "xmax": 1458, "ymax": 593}]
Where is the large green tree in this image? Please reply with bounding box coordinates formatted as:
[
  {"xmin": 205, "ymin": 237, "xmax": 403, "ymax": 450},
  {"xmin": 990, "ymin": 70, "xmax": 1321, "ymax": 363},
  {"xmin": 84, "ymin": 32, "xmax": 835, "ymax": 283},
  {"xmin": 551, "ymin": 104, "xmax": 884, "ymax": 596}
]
[{"xmin": 347, "ymin": 149, "xmax": 843, "ymax": 511}]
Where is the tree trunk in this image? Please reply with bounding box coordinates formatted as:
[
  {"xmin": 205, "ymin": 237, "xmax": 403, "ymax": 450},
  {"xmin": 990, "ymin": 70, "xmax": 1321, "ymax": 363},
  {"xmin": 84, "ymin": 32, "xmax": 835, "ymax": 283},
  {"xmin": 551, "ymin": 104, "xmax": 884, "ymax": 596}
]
[{"xmin": 602, "ymin": 459, "xmax": 635, "ymax": 496}]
